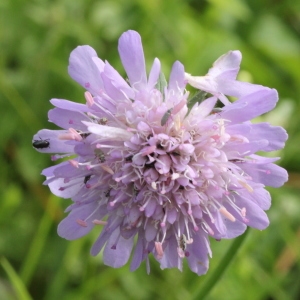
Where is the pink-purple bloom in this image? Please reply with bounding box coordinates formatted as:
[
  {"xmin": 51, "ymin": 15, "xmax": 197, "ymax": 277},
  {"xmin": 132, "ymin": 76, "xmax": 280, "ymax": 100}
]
[{"xmin": 33, "ymin": 30, "xmax": 288, "ymax": 275}]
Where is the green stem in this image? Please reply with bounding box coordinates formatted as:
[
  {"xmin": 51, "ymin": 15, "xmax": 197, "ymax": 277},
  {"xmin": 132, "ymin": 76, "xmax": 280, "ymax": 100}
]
[
  {"xmin": 192, "ymin": 229, "xmax": 250, "ymax": 299},
  {"xmin": 1, "ymin": 256, "xmax": 33, "ymax": 300}
]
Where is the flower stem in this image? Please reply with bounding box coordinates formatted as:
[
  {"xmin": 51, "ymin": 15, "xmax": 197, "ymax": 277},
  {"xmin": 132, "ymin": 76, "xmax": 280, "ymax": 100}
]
[{"xmin": 192, "ymin": 229, "xmax": 250, "ymax": 299}]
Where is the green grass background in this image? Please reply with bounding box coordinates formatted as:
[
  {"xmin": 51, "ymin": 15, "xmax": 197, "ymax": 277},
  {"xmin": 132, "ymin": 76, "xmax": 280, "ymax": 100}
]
[{"xmin": 1, "ymin": 0, "xmax": 299, "ymax": 299}]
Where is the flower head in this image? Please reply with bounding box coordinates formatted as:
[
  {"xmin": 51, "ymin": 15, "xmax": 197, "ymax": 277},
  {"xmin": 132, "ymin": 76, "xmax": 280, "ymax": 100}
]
[{"xmin": 33, "ymin": 30, "xmax": 288, "ymax": 275}]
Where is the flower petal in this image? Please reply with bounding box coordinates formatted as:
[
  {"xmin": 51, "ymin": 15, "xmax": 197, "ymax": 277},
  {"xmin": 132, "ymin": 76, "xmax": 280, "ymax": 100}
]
[
  {"xmin": 168, "ymin": 61, "xmax": 185, "ymax": 93},
  {"xmin": 208, "ymin": 50, "xmax": 242, "ymax": 80},
  {"xmin": 118, "ymin": 30, "xmax": 147, "ymax": 90},
  {"xmin": 90, "ymin": 216, "xmax": 123, "ymax": 256},
  {"xmin": 48, "ymin": 108, "xmax": 90, "ymax": 130},
  {"xmin": 148, "ymin": 58, "xmax": 161, "ymax": 89},
  {"xmin": 103, "ymin": 228, "xmax": 135, "ymax": 268},
  {"xmin": 57, "ymin": 201, "xmax": 104, "ymax": 240},
  {"xmin": 82, "ymin": 121, "xmax": 133, "ymax": 140},
  {"xmin": 50, "ymin": 98, "xmax": 92, "ymax": 112},
  {"xmin": 240, "ymin": 162, "xmax": 288, "ymax": 188},
  {"xmin": 227, "ymin": 122, "xmax": 288, "ymax": 152},
  {"xmin": 48, "ymin": 176, "xmax": 83, "ymax": 198},
  {"xmin": 188, "ymin": 96, "xmax": 218, "ymax": 120},
  {"xmin": 159, "ymin": 235, "xmax": 181, "ymax": 270},
  {"xmin": 101, "ymin": 62, "xmax": 134, "ymax": 100},
  {"xmin": 247, "ymin": 123, "xmax": 288, "ymax": 152},
  {"xmin": 130, "ymin": 230, "xmax": 146, "ymax": 271},
  {"xmin": 221, "ymin": 88, "xmax": 278, "ymax": 122},
  {"xmin": 223, "ymin": 218, "xmax": 247, "ymax": 239},
  {"xmin": 187, "ymin": 231, "xmax": 210, "ymax": 275},
  {"xmin": 68, "ymin": 46, "xmax": 105, "ymax": 95}
]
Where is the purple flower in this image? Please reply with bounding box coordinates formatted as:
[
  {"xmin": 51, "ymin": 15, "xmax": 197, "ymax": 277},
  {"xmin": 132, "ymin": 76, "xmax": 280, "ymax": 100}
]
[{"xmin": 33, "ymin": 30, "xmax": 288, "ymax": 275}]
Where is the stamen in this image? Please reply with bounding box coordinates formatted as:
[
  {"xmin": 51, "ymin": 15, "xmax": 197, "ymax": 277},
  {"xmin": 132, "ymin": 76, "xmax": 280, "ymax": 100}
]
[
  {"xmin": 160, "ymin": 209, "xmax": 167, "ymax": 227},
  {"xmin": 69, "ymin": 128, "xmax": 83, "ymax": 141},
  {"xmin": 69, "ymin": 159, "xmax": 79, "ymax": 168},
  {"xmin": 151, "ymin": 182, "xmax": 157, "ymax": 190},
  {"xmin": 161, "ymin": 183, "xmax": 166, "ymax": 194},
  {"xmin": 126, "ymin": 127, "xmax": 137, "ymax": 132},
  {"xmin": 219, "ymin": 206, "xmax": 236, "ymax": 222},
  {"xmin": 183, "ymin": 218, "xmax": 193, "ymax": 242},
  {"xmin": 238, "ymin": 180, "xmax": 254, "ymax": 193},
  {"xmin": 94, "ymin": 143, "xmax": 119, "ymax": 149},
  {"xmin": 114, "ymin": 171, "xmax": 134, "ymax": 182},
  {"xmin": 224, "ymin": 190, "xmax": 230, "ymax": 196},
  {"xmin": 155, "ymin": 158, "xmax": 168, "ymax": 174},
  {"xmin": 160, "ymin": 227, "xmax": 167, "ymax": 244},
  {"xmin": 80, "ymin": 202, "xmax": 103, "ymax": 225},
  {"xmin": 186, "ymin": 199, "xmax": 192, "ymax": 215},
  {"xmin": 58, "ymin": 133, "xmax": 75, "ymax": 140},
  {"xmin": 255, "ymin": 167, "xmax": 271, "ymax": 175},
  {"xmin": 85, "ymin": 91, "xmax": 94, "ymax": 107},
  {"xmin": 203, "ymin": 206, "xmax": 215, "ymax": 224},
  {"xmin": 202, "ymin": 222, "xmax": 214, "ymax": 236},
  {"xmin": 100, "ymin": 164, "xmax": 114, "ymax": 174},
  {"xmin": 109, "ymin": 190, "xmax": 127, "ymax": 207},
  {"xmin": 188, "ymin": 214, "xmax": 199, "ymax": 231},
  {"xmin": 58, "ymin": 128, "xmax": 82, "ymax": 141},
  {"xmin": 155, "ymin": 242, "xmax": 164, "ymax": 260},
  {"xmin": 139, "ymin": 197, "xmax": 151, "ymax": 211},
  {"xmin": 225, "ymin": 195, "xmax": 249, "ymax": 222},
  {"xmin": 92, "ymin": 219, "xmax": 107, "ymax": 225},
  {"xmin": 76, "ymin": 219, "xmax": 88, "ymax": 227},
  {"xmin": 241, "ymin": 207, "xmax": 246, "ymax": 217},
  {"xmin": 171, "ymin": 173, "xmax": 180, "ymax": 180}
]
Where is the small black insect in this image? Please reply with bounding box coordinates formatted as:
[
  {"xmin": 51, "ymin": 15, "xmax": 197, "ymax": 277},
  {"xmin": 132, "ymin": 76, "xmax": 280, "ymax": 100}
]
[
  {"xmin": 84, "ymin": 175, "xmax": 91, "ymax": 185},
  {"xmin": 105, "ymin": 188, "xmax": 111, "ymax": 197},
  {"xmin": 161, "ymin": 108, "xmax": 173, "ymax": 126},
  {"xmin": 179, "ymin": 234, "xmax": 187, "ymax": 251},
  {"xmin": 32, "ymin": 138, "xmax": 50, "ymax": 149},
  {"xmin": 229, "ymin": 159, "xmax": 244, "ymax": 163},
  {"xmin": 80, "ymin": 132, "xmax": 91, "ymax": 139},
  {"xmin": 94, "ymin": 149, "xmax": 105, "ymax": 162},
  {"xmin": 125, "ymin": 155, "xmax": 133, "ymax": 162},
  {"xmin": 211, "ymin": 108, "xmax": 222, "ymax": 114},
  {"xmin": 99, "ymin": 117, "xmax": 108, "ymax": 125},
  {"xmin": 171, "ymin": 151, "xmax": 180, "ymax": 156}
]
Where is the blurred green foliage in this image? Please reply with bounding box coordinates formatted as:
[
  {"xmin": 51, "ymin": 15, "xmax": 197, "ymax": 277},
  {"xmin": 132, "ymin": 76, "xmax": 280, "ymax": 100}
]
[{"xmin": 1, "ymin": 0, "xmax": 300, "ymax": 299}]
